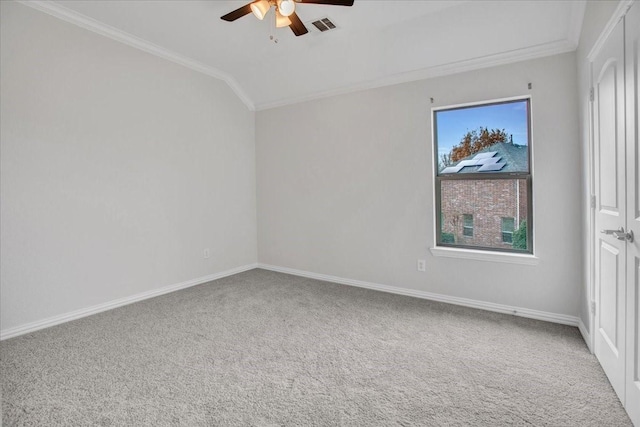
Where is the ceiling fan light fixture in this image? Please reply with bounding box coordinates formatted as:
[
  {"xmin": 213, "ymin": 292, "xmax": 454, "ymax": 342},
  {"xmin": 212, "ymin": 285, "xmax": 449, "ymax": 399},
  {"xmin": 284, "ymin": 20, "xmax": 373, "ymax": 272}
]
[
  {"xmin": 275, "ymin": 11, "xmax": 292, "ymax": 28},
  {"xmin": 277, "ymin": 0, "xmax": 295, "ymax": 17},
  {"xmin": 250, "ymin": 0, "xmax": 270, "ymax": 20}
]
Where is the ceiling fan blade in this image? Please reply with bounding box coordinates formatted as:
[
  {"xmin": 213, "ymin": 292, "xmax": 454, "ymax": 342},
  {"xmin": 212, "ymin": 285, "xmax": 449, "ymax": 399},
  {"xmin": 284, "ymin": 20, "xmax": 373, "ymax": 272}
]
[
  {"xmin": 289, "ymin": 12, "xmax": 309, "ymax": 36},
  {"xmin": 297, "ymin": 0, "xmax": 354, "ymax": 6},
  {"xmin": 220, "ymin": 3, "xmax": 254, "ymax": 22}
]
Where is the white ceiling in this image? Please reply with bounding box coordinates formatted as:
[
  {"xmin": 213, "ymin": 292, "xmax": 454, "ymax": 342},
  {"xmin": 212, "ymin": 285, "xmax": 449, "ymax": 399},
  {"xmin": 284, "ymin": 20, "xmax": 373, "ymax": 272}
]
[{"xmin": 24, "ymin": 0, "xmax": 586, "ymax": 110}]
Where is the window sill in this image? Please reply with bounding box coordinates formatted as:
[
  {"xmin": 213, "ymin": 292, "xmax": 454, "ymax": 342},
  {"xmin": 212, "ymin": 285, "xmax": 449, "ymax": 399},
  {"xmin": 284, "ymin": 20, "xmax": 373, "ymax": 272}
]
[{"xmin": 429, "ymin": 246, "xmax": 539, "ymax": 265}]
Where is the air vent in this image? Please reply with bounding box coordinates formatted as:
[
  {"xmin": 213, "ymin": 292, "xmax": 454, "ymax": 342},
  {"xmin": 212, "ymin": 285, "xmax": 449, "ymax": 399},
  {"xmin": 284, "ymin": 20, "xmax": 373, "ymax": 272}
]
[{"xmin": 310, "ymin": 17, "xmax": 337, "ymax": 32}]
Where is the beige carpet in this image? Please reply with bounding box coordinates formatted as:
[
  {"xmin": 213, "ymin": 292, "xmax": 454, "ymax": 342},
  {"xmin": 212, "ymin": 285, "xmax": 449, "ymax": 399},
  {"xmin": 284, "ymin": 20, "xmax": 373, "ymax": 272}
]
[{"xmin": 1, "ymin": 269, "xmax": 631, "ymax": 426}]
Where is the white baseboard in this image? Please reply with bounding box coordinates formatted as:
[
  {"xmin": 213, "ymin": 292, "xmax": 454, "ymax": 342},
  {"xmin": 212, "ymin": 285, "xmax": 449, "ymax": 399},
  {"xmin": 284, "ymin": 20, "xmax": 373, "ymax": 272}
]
[
  {"xmin": 578, "ymin": 318, "xmax": 592, "ymax": 353},
  {"xmin": 0, "ymin": 263, "xmax": 258, "ymax": 341},
  {"xmin": 3, "ymin": 263, "xmax": 584, "ymax": 341},
  {"xmin": 257, "ymin": 263, "xmax": 580, "ymax": 327}
]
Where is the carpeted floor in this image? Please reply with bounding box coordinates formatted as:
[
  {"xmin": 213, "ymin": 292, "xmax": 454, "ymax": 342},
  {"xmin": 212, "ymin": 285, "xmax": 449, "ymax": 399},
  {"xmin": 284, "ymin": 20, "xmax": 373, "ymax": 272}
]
[{"xmin": 1, "ymin": 269, "xmax": 631, "ymax": 426}]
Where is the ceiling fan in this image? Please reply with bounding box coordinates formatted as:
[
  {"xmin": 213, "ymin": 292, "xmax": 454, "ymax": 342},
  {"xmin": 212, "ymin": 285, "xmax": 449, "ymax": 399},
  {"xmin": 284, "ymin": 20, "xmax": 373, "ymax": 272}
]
[{"xmin": 221, "ymin": 0, "xmax": 354, "ymax": 37}]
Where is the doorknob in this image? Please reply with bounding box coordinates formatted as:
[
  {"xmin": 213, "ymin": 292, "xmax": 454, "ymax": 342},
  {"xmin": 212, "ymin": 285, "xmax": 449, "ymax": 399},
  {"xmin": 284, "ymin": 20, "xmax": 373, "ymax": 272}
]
[{"xmin": 600, "ymin": 227, "xmax": 634, "ymax": 243}]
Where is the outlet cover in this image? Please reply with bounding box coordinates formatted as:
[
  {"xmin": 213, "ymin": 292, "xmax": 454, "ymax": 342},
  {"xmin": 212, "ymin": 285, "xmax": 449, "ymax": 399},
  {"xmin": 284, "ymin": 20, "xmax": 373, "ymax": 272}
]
[{"xmin": 417, "ymin": 259, "xmax": 426, "ymax": 272}]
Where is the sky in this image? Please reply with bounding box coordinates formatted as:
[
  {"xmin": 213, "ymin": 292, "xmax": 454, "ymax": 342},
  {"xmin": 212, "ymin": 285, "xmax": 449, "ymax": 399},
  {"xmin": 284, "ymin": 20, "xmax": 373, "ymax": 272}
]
[{"xmin": 435, "ymin": 100, "xmax": 529, "ymax": 161}]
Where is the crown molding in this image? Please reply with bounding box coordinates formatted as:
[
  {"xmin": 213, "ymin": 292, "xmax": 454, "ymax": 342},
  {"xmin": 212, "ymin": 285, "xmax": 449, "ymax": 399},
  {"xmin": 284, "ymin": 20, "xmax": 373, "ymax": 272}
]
[
  {"xmin": 254, "ymin": 39, "xmax": 577, "ymax": 111},
  {"xmin": 17, "ymin": 0, "xmax": 256, "ymax": 111},
  {"xmin": 16, "ymin": 0, "xmax": 585, "ymax": 113},
  {"xmin": 587, "ymin": 0, "xmax": 634, "ymax": 61}
]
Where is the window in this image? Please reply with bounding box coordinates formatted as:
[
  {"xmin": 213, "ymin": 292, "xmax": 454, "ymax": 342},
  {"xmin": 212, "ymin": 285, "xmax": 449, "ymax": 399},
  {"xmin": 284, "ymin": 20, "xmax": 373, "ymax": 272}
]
[
  {"xmin": 434, "ymin": 98, "xmax": 532, "ymax": 253},
  {"xmin": 463, "ymin": 214, "xmax": 473, "ymax": 237},
  {"xmin": 501, "ymin": 217, "xmax": 515, "ymax": 243}
]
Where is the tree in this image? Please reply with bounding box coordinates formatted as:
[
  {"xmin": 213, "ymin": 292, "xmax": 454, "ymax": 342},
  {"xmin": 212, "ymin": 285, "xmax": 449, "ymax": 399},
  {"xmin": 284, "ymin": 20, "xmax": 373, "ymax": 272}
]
[
  {"xmin": 439, "ymin": 211, "xmax": 458, "ymax": 243},
  {"xmin": 439, "ymin": 153, "xmax": 453, "ymax": 171},
  {"xmin": 512, "ymin": 220, "xmax": 527, "ymax": 250},
  {"xmin": 450, "ymin": 127, "xmax": 509, "ymax": 163},
  {"xmin": 449, "ymin": 214, "xmax": 462, "ymax": 243}
]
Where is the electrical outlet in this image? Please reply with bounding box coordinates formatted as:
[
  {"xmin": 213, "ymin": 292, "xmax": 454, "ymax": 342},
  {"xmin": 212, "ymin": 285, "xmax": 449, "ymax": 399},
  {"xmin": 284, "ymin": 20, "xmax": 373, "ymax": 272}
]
[
  {"xmin": 417, "ymin": 259, "xmax": 426, "ymax": 272},
  {"xmin": 204, "ymin": 248, "xmax": 210, "ymax": 259}
]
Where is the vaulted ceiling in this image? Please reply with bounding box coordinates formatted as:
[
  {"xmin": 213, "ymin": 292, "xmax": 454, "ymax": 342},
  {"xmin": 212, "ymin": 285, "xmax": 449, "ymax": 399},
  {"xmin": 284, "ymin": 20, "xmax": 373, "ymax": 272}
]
[{"xmin": 24, "ymin": 0, "xmax": 586, "ymax": 110}]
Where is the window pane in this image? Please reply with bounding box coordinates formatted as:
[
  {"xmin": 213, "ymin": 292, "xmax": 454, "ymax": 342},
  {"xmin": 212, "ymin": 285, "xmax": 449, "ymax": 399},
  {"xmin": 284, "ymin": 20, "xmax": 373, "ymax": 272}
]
[
  {"xmin": 439, "ymin": 179, "xmax": 528, "ymax": 251},
  {"xmin": 501, "ymin": 217, "xmax": 515, "ymax": 244},
  {"xmin": 435, "ymin": 99, "xmax": 529, "ymax": 175},
  {"xmin": 462, "ymin": 214, "xmax": 473, "ymax": 236},
  {"xmin": 501, "ymin": 217, "xmax": 515, "ymax": 232}
]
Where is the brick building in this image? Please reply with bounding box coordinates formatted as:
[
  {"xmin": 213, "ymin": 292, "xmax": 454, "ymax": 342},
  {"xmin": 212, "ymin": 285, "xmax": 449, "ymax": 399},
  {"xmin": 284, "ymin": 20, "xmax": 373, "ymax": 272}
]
[{"xmin": 440, "ymin": 142, "xmax": 528, "ymax": 250}]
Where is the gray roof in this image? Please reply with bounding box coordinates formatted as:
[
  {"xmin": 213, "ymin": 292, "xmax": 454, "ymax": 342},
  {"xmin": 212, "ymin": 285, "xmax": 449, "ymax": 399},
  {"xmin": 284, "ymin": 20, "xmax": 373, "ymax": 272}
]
[{"xmin": 440, "ymin": 142, "xmax": 528, "ymax": 174}]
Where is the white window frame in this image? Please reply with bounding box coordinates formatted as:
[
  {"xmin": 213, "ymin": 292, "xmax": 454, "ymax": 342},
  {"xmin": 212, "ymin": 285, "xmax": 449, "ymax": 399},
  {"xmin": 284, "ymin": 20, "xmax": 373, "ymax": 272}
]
[{"xmin": 429, "ymin": 95, "xmax": 538, "ymax": 265}]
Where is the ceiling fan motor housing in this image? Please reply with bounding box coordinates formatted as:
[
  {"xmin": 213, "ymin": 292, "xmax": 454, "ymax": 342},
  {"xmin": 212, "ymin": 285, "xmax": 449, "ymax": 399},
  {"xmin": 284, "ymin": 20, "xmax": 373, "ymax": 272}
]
[
  {"xmin": 278, "ymin": 0, "xmax": 296, "ymax": 17},
  {"xmin": 220, "ymin": 0, "xmax": 354, "ymax": 37}
]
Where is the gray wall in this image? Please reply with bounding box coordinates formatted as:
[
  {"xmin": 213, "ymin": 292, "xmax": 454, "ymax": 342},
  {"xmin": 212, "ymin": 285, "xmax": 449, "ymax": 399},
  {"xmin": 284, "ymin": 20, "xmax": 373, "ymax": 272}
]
[
  {"xmin": 0, "ymin": 2, "xmax": 257, "ymax": 331},
  {"xmin": 576, "ymin": 1, "xmax": 622, "ymax": 333},
  {"xmin": 2, "ymin": 0, "xmax": 598, "ymax": 334},
  {"xmin": 257, "ymin": 52, "xmax": 581, "ymax": 317}
]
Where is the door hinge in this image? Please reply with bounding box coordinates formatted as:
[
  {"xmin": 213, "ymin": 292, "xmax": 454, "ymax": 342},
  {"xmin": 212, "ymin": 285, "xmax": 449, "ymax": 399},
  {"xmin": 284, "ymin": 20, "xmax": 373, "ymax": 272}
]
[
  {"xmin": 589, "ymin": 87, "xmax": 594, "ymax": 102},
  {"xmin": 591, "ymin": 301, "xmax": 596, "ymax": 315},
  {"xmin": 590, "ymin": 195, "xmax": 596, "ymax": 209}
]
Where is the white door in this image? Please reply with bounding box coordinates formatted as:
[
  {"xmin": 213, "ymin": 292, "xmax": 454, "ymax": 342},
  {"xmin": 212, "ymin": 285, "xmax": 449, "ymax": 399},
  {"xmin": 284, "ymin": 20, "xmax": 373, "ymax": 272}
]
[
  {"xmin": 624, "ymin": 2, "xmax": 640, "ymax": 424},
  {"xmin": 593, "ymin": 3, "xmax": 640, "ymax": 423},
  {"xmin": 593, "ymin": 17, "xmax": 626, "ymax": 404}
]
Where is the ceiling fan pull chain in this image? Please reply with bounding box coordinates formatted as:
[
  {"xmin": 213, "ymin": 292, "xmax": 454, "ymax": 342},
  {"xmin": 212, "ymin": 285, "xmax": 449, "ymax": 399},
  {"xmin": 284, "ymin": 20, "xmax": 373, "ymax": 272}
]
[
  {"xmin": 269, "ymin": 9, "xmax": 278, "ymax": 43},
  {"xmin": 220, "ymin": 0, "xmax": 353, "ymax": 37}
]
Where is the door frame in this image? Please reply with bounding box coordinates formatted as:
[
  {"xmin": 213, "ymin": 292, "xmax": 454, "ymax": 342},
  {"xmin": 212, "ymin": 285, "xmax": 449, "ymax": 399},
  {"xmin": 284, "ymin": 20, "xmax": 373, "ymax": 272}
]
[{"xmin": 586, "ymin": 0, "xmax": 635, "ymax": 354}]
